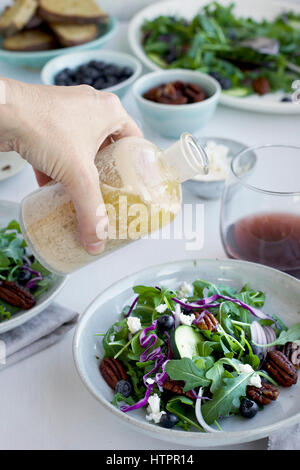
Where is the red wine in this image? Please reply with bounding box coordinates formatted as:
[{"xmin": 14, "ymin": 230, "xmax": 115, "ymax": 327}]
[{"xmin": 224, "ymin": 213, "xmax": 300, "ymax": 277}]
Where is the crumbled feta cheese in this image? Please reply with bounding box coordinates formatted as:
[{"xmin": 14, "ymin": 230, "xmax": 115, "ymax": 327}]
[
  {"xmin": 193, "ymin": 140, "xmax": 231, "ymax": 182},
  {"xmin": 178, "ymin": 281, "xmax": 193, "ymax": 298},
  {"xmin": 146, "ymin": 378, "xmax": 155, "ymax": 385},
  {"xmin": 249, "ymin": 374, "xmax": 262, "ymax": 388},
  {"xmin": 238, "ymin": 363, "xmax": 262, "ymax": 388},
  {"xmin": 127, "ymin": 316, "xmax": 142, "ymax": 334},
  {"xmin": 146, "ymin": 393, "xmax": 166, "ymax": 424},
  {"xmin": 155, "ymin": 303, "xmax": 168, "ymax": 313},
  {"xmin": 238, "ymin": 363, "xmax": 253, "ymax": 375},
  {"xmin": 179, "ymin": 312, "xmax": 195, "ymax": 326}
]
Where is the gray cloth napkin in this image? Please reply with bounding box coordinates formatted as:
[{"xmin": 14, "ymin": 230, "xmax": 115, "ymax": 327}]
[
  {"xmin": 0, "ymin": 303, "xmax": 78, "ymax": 368},
  {"xmin": 268, "ymin": 423, "xmax": 300, "ymax": 450}
]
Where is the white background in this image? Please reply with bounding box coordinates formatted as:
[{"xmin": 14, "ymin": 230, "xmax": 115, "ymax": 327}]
[{"xmin": 0, "ymin": 10, "xmax": 300, "ymax": 450}]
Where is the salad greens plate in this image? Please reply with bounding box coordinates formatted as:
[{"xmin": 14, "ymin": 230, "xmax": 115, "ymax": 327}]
[
  {"xmin": 73, "ymin": 259, "xmax": 300, "ymax": 447},
  {"xmin": 0, "ymin": 201, "xmax": 67, "ymax": 333},
  {"xmin": 128, "ymin": 0, "xmax": 300, "ymax": 114}
]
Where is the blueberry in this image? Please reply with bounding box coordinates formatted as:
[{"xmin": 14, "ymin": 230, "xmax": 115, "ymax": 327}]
[
  {"xmin": 88, "ymin": 60, "xmax": 104, "ymax": 71},
  {"xmin": 83, "ymin": 66, "xmax": 100, "ymax": 80},
  {"xmin": 121, "ymin": 66, "xmax": 133, "ymax": 78},
  {"xmin": 239, "ymin": 398, "xmax": 259, "ymax": 419},
  {"xmin": 259, "ymin": 370, "xmax": 271, "ymax": 382},
  {"xmin": 157, "ymin": 314, "xmax": 174, "ymax": 330},
  {"xmin": 105, "ymin": 76, "xmax": 119, "ymax": 87},
  {"xmin": 17, "ymin": 270, "xmax": 31, "ymax": 285},
  {"xmin": 104, "ymin": 64, "xmax": 119, "ymax": 76},
  {"xmin": 159, "ymin": 413, "xmax": 179, "ymax": 429},
  {"xmin": 281, "ymin": 96, "xmax": 292, "ymax": 102},
  {"xmin": 93, "ymin": 78, "xmax": 106, "ymax": 90},
  {"xmin": 252, "ymin": 345, "xmax": 264, "ymax": 362},
  {"xmin": 115, "ymin": 380, "xmax": 132, "ymax": 398},
  {"xmin": 219, "ymin": 77, "xmax": 232, "ymax": 90},
  {"xmin": 209, "ymin": 71, "xmax": 222, "ymax": 81},
  {"xmin": 80, "ymin": 77, "xmax": 94, "ymax": 86}
]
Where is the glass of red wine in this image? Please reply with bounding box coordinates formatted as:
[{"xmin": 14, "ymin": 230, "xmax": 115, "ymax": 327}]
[{"xmin": 220, "ymin": 145, "xmax": 300, "ymax": 278}]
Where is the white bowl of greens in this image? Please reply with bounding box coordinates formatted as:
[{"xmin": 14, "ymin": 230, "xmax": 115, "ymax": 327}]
[
  {"xmin": 74, "ymin": 258, "xmax": 300, "ymax": 447},
  {"xmin": 0, "ymin": 201, "xmax": 67, "ymax": 334},
  {"xmin": 128, "ymin": 0, "xmax": 300, "ymax": 115}
]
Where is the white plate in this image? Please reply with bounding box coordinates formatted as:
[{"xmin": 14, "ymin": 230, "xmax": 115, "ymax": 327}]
[
  {"xmin": 0, "ymin": 152, "xmax": 26, "ymax": 182},
  {"xmin": 0, "ymin": 200, "xmax": 67, "ymax": 333},
  {"xmin": 73, "ymin": 258, "xmax": 300, "ymax": 448},
  {"xmin": 128, "ymin": 0, "xmax": 300, "ymax": 115}
]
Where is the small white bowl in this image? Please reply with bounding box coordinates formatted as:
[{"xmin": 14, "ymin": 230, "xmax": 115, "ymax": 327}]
[
  {"xmin": 41, "ymin": 50, "xmax": 142, "ymax": 99},
  {"xmin": 184, "ymin": 137, "xmax": 250, "ymax": 200},
  {"xmin": 132, "ymin": 69, "xmax": 221, "ymax": 138}
]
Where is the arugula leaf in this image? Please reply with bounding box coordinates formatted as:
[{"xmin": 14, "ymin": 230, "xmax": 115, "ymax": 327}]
[
  {"xmin": 0, "ymin": 305, "xmax": 11, "ymax": 321},
  {"xmin": 201, "ymin": 373, "xmax": 252, "ymax": 424},
  {"xmin": 111, "ymin": 393, "xmax": 135, "ymax": 408},
  {"xmin": 165, "ymin": 358, "xmax": 211, "ymax": 391},
  {"xmin": 193, "ymin": 279, "xmax": 236, "ymax": 298},
  {"xmin": 166, "ymin": 396, "xmax": 203, "ymax": 431},
  {"xmin": 102, "ymin": 319, "xmax": 129, "ymax": 357}
]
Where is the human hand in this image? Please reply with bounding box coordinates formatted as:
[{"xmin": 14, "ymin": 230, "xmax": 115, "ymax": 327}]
[{"xmin": 0, "ymin": 78, "xmax": 142, "ymax": 254}]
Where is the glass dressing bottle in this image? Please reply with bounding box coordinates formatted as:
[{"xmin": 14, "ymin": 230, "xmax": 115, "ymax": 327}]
[{"xmin": 20, "ymin": 133, "xmax": 209, "ymax": 275}]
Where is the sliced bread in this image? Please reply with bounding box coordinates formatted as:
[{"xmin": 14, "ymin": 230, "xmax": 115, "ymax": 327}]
[
  {"xmin": 39, "ymin": 0, "xmax": 108, "ymax": 24},
  {"xmin": 3, "ymin": 28, "xmax": 57, "ymax": 51},
  {"xmin": 50, "ymin": 23, "xmax": 98, "ymax": 46},
  {"xmin": 0, "ymin": 0, "xmax": 38, "ymax": 36}
]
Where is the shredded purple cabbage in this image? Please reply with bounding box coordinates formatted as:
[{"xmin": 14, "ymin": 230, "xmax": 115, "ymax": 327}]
[
  {"xmin": 120, "ymin": 383, "xmax": 154, "ymax": 413},
  {"xmin": 172, "ymin": 294, "xmax": 271, "ymax": 320},
  {"xmin": 125, "ymin": 296, "xmax": 139, "ymax": 318},
  {"xmin": 21, "ymin": 265, "xmax": 43, "ymax": 289}
]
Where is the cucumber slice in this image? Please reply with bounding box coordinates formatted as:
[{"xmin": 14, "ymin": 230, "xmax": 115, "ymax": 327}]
[
  {"xmin": 222, "ymin": 87, "xmax": 251, "ymax": 97},
  {"xmin": 147, "ymin": 53, "xmax": 167, "ymax": 68},
  {"xmin": 171, "ymin": 325, "xmax": 202, "ymax": 359}
]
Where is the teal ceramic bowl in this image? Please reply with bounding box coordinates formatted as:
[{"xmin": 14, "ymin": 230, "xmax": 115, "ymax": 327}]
[
  {"xmin": 132, "ymin": 70, "xmax": 221, "ymax": 139},
  {"xmin": 0, "ymin": 17, "xmax": 117, "ymax": 69},
  {"xmin": 41, "ymin": 49, "xmax": 142, "ymax": 100}
]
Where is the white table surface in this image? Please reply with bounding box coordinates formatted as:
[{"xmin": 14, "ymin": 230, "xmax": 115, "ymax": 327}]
[{"xmin": 0, "ymin": 20, "xmax": 299, "ymax": 450}]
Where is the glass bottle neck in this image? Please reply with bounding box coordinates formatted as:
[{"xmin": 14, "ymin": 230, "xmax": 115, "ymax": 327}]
[{"xmin": 160, "ymin": 133, "xmax": 209, "ymax": 183}]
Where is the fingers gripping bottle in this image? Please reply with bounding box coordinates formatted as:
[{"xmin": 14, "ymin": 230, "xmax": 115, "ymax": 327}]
[{"xmin": 20, "ymin": 133, "xmax": 209, "ymax": 274}]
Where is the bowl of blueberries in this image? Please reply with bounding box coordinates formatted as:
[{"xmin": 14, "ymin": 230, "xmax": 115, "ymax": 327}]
[{"xmin": 41, "ymin": 50, "xmax": 142, "ymax": 99}]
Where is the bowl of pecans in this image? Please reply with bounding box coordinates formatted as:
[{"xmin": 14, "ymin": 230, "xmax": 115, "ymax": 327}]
[{"xmin": 132, "ymin": 70, "xmax": 221, "ymax": 138}]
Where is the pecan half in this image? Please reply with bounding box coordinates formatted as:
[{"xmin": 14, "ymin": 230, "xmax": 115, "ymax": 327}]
[
  {"xmin": 265, "ymin": 350, "xmax": 298, "ymax": 387},
  {"xmin": 0, "ymin": 280, "xmax": 36, "ymax": 309},
  {"xmin": 194, "ymin": 311, "xmax": 218, "ymax": 332},
  {"xmin": 246, "ymin": 383, "xmax": 279, "ymax": 405},
  {"xmin": 282, "ymin": 342, "xmax": 300, "ymax": 369},
  {"xmin": 162, "ymin": 378, "xmax": 195, "ymax": 400},
  {"xmin": 99, "ymin": 357, "xmax": 127, "ymax": 390},
  {"xmin": 252, "ymin": 77, "xmax": 270, "ymax": 95}
]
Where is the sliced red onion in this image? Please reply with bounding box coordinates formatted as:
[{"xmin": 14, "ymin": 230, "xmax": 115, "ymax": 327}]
[
  {"xmin": 125, "ymin": 296, "xmax": 139, "ymax": 318},
  {"xmin": 195, "ymin": 388, "xmax": 220, "ymax": 433},
  {"xmin": 263, "ymin": 326, "xmax": 277, "ymax": 351}
]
